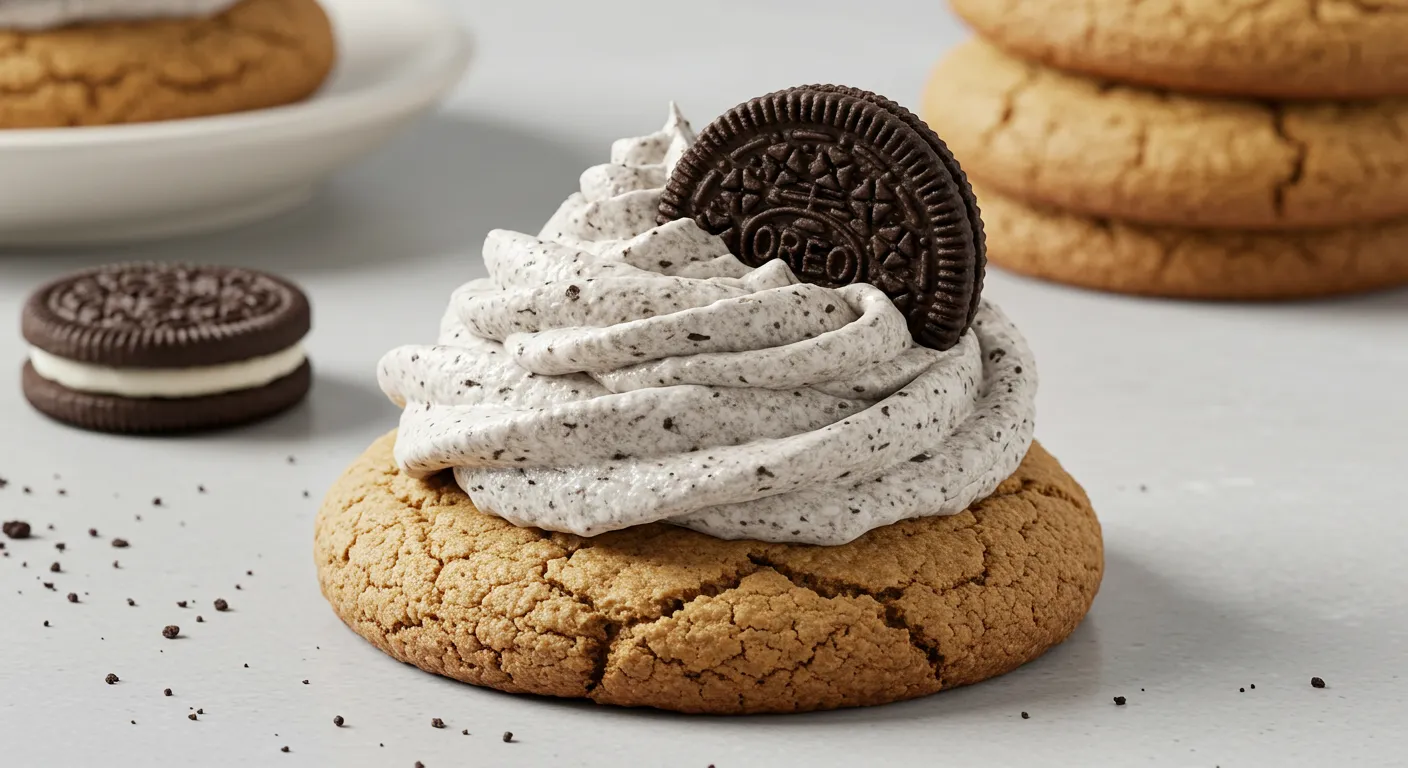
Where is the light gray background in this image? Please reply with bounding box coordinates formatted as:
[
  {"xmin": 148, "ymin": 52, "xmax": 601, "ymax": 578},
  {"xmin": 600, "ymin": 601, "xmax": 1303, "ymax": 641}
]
[{"xmin": 2, "ymin": 1, "xmax": 1405, "ymax": 766}]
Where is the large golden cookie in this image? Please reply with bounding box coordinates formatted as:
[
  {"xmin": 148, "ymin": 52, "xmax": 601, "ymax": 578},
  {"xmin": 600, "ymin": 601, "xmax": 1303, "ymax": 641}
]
[
  {"xmin": 0, "ymin": 0, "xmax": 335, "ymax": 128},
  {"xmin": 949, "ymin": 0, "xmax": 1408, "ymax": 100},
  {"xmin": 314, "ymin": 432, "xmax": 1103, "ymax": 714},
  {"xmin": 979, "ymin": 186, "xmax": 1408, "ymax": 300}
]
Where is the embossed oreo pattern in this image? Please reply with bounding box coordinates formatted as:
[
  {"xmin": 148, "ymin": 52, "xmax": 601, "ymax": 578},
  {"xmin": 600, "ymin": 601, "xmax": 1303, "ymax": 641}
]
[
  {"xmin": 22, "ymin": 263, "xmax": 310, "ymax": 368},
  {"xmin": 659, "ymin": 86, "xmax": 984, "ymax": 351}
]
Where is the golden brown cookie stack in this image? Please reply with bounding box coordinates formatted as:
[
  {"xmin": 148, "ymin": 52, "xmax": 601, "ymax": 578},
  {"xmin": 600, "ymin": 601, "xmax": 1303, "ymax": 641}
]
[{"xmin": 923, "ymin": 0, "xmax": 1408, "ymax": 299}]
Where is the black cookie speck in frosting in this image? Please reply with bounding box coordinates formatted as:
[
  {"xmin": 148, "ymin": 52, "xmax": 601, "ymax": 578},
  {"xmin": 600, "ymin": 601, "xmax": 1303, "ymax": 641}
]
[
  {"xmin": 659, "ymin": 85, "xmax": 986, "ymax": 351},
  {"xmin": 21, "ymin": 263, "xmax": 310, "ymax": 368}
]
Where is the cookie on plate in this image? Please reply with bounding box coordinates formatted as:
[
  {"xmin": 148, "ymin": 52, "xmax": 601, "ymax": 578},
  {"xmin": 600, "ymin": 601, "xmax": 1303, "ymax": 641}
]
[
  {"xmin": 978, "ymin": 187, "xmax": 1408, "ymax": 300},
  {"xmin": 949, "ymin": 0, "xmax": 1408, "ymax": 100},
  {"xmin": 923, "ymin": 39, "xmax": 1408, "ymax": 231},
  {"xmin": 0, "ymin": 0, "xmax": 336, "ymax": 128},
  {"xmin": 315, "ymin": 432, "xmax": 1103, "ymax": 714},
  {"xmin": 21, "ymin": 262, "xmax": 312, "ymax": 433}
]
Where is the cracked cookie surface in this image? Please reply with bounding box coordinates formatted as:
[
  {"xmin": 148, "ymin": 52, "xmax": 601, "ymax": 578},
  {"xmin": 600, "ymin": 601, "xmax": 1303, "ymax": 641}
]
[
  {"xmin": 950, "ymin": 0, "xmax": 1408, "ymax": 100},
  {"xmin": 314, "ymin": 431, "xmax": 1102, "ymax": 714},
  {"xmin": 978, "ymin": 186, "xmax": 1408, "ymax": 299},
  {"xmin": 924, "ymin": 40, "xmax": 1408, "ymax": 231},
  {"xmin": 0, "ymin": 0, "xmax": 334, "ymax": 128}
]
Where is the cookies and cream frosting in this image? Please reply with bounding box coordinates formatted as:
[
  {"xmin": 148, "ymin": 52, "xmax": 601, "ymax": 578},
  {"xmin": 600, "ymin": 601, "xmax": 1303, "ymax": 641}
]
[
  {"xmin": 0, "ymin": 0, "xmax": 237, "ymax": 29},
  {"xmin": 378, "ymin": 106, "xmax": 1038, "ymax": 546}
]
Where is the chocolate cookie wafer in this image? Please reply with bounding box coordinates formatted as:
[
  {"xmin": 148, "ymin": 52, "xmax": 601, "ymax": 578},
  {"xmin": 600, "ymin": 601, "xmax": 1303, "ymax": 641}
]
[
  {"xmin": 20, "ymin": 263, "xmax": 312, "ymax": 434},
  {"xmin": 659, "ymin": 85, "xmax": 985, "ymax": 351}
]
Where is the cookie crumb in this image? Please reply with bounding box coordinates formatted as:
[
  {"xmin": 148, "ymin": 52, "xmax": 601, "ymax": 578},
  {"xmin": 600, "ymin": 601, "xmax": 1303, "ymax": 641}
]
[
  {"xmin": 152, "ymin": 498, "xmax": 162, "ymax": 507},
  {"xmin": 127, "ymin": 598, "xmax": 136, "ymax": 606},
  {"xmin": 3, "ymin": 520, "xmax": 32, "ymax": 539},
  {"xmin": 67, "ymin": 592, "xmax": 78, "ymax": 603},
  {"xmin": 431, "ymin": 718, "xmax": 445, "ymax": 729},
  {"xmin": 1311, "ymin": 677, "xmax": 1326, "ymax": 689},
  {"xmin": 502, "ymin": 732, "xmax": 513, "ymax": 743},
  {"xmin": 88, "ymin": 528, "xmax": 99, "ymax": 537},
  {"xmin": 177, "ymin": 601, "xmax": 188, "ymax": 608},
  {"xmin": 162, "ymin": 625, "xmax": 180, "ymax": 640},
  {"xmin": 189, "ymin": 713, "xmax": 198, "ymax": 721},
  {"xmin": 461, "ymin": 729, "xmax": 468, "ymax": 736},
  {"xmin": 198, "ymin": 485, "xmax": 206, "ymax": 493},
  {"xmin": 49, "ymin": 562, "xmax": 61, "ymax": 573},
  {"xmin": 55, "ymin": 543, "xmax": 66, "ymax": 552},
  {"xmin": 105, "ymin": 673, "xmax": 119, "ymax": 685},
  {"xmin": 280, "ymin": 747, "xmax": 289, "ymax": 753},
  {"xmin": 214, "ymin": 599, "xmax": 229, "ymax": 612},
  {"xmin": 414, "ymin": 762, "xmax": 424, "ymax": 768},
  {"xmin": 43, "ymin": 620, "xmax": 50, "ymax": 627},
  {"xmin": 1113, "ymin": 696, "xmax": 1127, "ymax": 706},
  {"xmin": 112, "ymin": 538, "xmax": 129, "ymax": 549},
  {"xmin": 1239, "ymin": 687, "xmax": 1245, "ymax": 693},
  {"xmin": 302, "ymin": 680, "xmax": 309, "ymax": 685},
  {"xmin": 333, "ymin": 715, "xmax": 344, "ymax": 727},
  {"xmin": 1020, "ymin": 711, "xmax": 1029, "ymax": 719},
  {"xmin": 196, "ymin": 616, "xmax": 204, "ymax": 623},
  {"xmin": 197, "ymin": 709, "xmax": 204, "ymax": 715},
  {"xmin": 1250, "ymin": 684, "xmax": 1255, "ymax": 690},
  {"xmin": 164, "ymin": 688, "xmax": 173, "ymax": 696},
  {"xmin": 113, "ymin": 560, "xmax": 120, "ymax": 569}
]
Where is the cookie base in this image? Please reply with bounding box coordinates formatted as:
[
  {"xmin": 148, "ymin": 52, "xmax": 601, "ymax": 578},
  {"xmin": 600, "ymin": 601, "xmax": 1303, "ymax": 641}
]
[
  {"xmin": 22, "ymin": 359, "xmax": 311, "ymax": 433},
  {"xmin": 0, "ymin": 0, "xmax": 336, "ymax": 129},
  {"xmin": 314, "ymin": 431, "xmax": 1103, "ymax": 714},
  {"xmin": 980, "ymin": 188, "xmax": 1408, "ymax": 300}
]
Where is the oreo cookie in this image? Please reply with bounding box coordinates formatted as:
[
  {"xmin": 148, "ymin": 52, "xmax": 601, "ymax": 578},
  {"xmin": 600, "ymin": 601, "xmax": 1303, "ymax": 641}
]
[
  {"xmin": 20, "ymin": 263, "xmax": 311, "ymax": 434},
  {"xmin": 659, "ymin": 85, "xmax": 985, "ymax": 351}
]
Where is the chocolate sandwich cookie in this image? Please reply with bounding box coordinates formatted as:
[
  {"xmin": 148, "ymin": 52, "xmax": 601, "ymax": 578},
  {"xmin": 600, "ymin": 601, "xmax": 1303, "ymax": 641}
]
[
  {"xmin": 21, "ymin": 263, "xmax": 311, "ymax": 433},
  {"xmin": 659, "ymin": 85, "xmax": 984, "ymax": 351}
]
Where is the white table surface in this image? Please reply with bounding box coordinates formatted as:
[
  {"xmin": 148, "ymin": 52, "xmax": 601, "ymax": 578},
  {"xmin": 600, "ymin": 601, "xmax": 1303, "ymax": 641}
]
[{"xmin": 2, "ymin": 1, "xmax": 1405, "ymax": 766}]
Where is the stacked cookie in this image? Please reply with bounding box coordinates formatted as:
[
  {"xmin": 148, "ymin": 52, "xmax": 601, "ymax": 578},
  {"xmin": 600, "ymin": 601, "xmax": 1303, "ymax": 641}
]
[{"xmin": 923, "ymin": 0, "xmax": 1408, "ymax": 299}]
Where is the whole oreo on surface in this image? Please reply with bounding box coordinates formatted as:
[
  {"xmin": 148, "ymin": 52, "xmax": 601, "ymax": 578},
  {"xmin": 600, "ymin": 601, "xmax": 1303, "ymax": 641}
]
[
  {"xmin": 19, "ymin": 263, "xmax": 312, "ymax": 434},
  {"xmin": 659, "ymin": 85, "xmax": 985, "ymax": 351}
]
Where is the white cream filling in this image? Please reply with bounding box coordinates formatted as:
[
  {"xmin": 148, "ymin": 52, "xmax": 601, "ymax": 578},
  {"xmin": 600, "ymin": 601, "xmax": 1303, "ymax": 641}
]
[
  {"xmin": 0, "ymin": 0, "xmax": 238, "ymax": 29},
  {"xmin": 29, "ymin": 343, "xmax": 306, "ymax": 399}
]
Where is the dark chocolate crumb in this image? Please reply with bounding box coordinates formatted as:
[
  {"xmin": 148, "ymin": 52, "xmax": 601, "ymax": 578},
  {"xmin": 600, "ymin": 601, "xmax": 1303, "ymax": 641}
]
[
  {"xmin": 286, "ymin": 456, "xmax": 296, "ymax": 465},
  {"xmin": 162, "ymin": 625, "xmax": 180, "ymax": 639},
  {"xmin": 177, "ymin": 601, "xmax": 188, "ymax": 608},
  {"xmin": 43, "ymin": 582, "xmax": 54, "ymax": 590},
  {"xmin": 280, "ymin": 747, "xmax": 289, "ymax": 753},
  {"xmin": 152, "ymin": 498, "xmax": 162, "ymax": 507},
  {"xmin": 196, "ymin": 709, "xmax": 204, "ymax": 715},
  {"xmin": 55, "ymin": 543, "xmax": 65, "ymax": 552},
  {"xmin": 198, "ymin": 485, "xmax": 206, "ymax": 494},
  {"xmin": 88, "ymin": 528, "xmax": 99, "ymax": 537},
  {"xmin": 105, "ymin": 673, "xmax": 119, "ymax": 685},
  {"xmin": 112, "ymin": 538, "xmax": 129, "ymax": 549},
  {"xmin": 196, "ymin": 616, "xmax": 204, "ymax": 623},
  {"xmin": 302, "ymin": 680, "xmax": 309, "ymax": 685},
  {"xmin": 1113, "ymin": 696, "xmax": 1127, "ymax": 706},
  {"xmin": 164, "ymin": 688, "xmax": 173, "ymax": 696},
  {"xmin": 302, "ymin": 490, "xmax": 311, "ymax": 498},
  {"xmin": 67, "ymin": 592, "xmax": 78, "ymax": 603},
  {"xmin": 333, "ymin": 715, "xmax": 344, "ymax": 727},
  {"xmin": 127, "ymin": 598, "xmax": 136, "ymax": 606},
  {"xmin": 246, "ymin": 570, "xmax": 253, "ymax": 576},
  {"xmin": 50, "ymin": 562, "xmax": 61, "ymax": 573},
  {"xmin": 461, "ymin": 730, "xmax": 468, "ymax": 736},
  {"xmin": 235, "ymin": 584, "xmax": 242, "ymax": 590},
  {"xmin": 3, "ymin": 520, "xmax": 32, "ymax": 539},
  {"xmin": 414, "ymin": 763, "xmax": 424, "ymax": 768},
  {"xmin": 1250, "ymin": 684, "xmax": 1255, "ymax": 689},
  {"xmin": 188, "ymin": 713, "xmax": 198, "ymax": 721},
  {"xmin": 431, "ymin": 718, "xmax": 445, "ymax": 729},
  {"xmin": 1239, "ymin": 687, "xmax": 1245, "ymax": 693},
  {"xmin": 502, "ymin": 731, "xmax": 513, "ymax": 743},
  {"xmin": 1020, "ymin": 712, "xmax": 1029, "ymax": 719},
  {"xmin": 214, "ymin": 599, "xmax": 228, "ymax": 612},
  {"xmin": 113, "ymin": 560, "xmax": 120, "ymax": 569},
  {"xmin": 1311, "ymin": 677, "xmax": 1326, "ymax": 689},
  {"xmin": 57, "ymin": 489, "xmax": 66, "ymax": 496},
  {"xmin": 43, "ymin": 620, "xmax": 50, "ymax": 627},
  {"xmin": 244, "ymin": 664, "xmax": 249, "ymax": 668}
]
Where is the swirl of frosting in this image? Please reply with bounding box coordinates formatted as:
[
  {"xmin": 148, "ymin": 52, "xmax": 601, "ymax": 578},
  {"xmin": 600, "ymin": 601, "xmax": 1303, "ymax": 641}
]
[
  {"xmin": 0, "ymin": 0, "xmax": 237, "ymax": 29},
  {"xmin": 379, "ymin": 106, "xmax": 1039, "ymax": 545}
]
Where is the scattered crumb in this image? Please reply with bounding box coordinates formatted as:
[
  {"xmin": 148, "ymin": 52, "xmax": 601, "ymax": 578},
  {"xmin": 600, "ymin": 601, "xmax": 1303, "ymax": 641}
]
[
  {"xmin": 163, "ymin": 625, "xmax": 180, "ymax": 640},
  {"xmin": 164, "ymin": 688, "xmax": 173, "ymax": 697},
  {"xmin": 112, "ymin": 539, "xmax": 129, "ymax": 549},
  {"xmin": 214, "ymin": 599, "xmax": 229, "ymax": 612},
  {"xmin": 431, "ymin": 718, "xmax": 445, "ymax": 729},
  {"xmin": 1312, "ymin": 677, "xmax": 1326, "ymax": 689},
  {"xmin": 1020, "ymin": 712, "xmax": 1029, "ymax": 719},
  {"xmin": 105, "ymin": 674, "xmax": 119, "ymax": 685},
  {"xmin": 1113, "ymin": 696, "xmax": 1127, "ymax": 706},
  {"xmin": 502, "ymin": 732, "xmax": 514, "ymax": 743},
  {"xmin": 67, "ymin": 593, "xmax": 78, "ymax": 603},
  {"xmin": 188, "ymin": 713, "xmax": 198, "ymax": 721},
  {"xmin": 333, "ymin": 716, "xmax": 344, "ymax": 727}
]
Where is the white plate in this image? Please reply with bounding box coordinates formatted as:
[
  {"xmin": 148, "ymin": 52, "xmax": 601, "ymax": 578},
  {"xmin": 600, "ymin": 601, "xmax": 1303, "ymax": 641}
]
[{"xmin": 0, "ymin": 0, "xmax": 472, "ymax": 247}]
